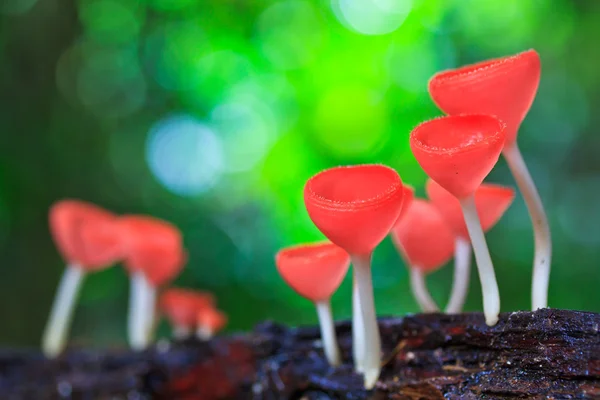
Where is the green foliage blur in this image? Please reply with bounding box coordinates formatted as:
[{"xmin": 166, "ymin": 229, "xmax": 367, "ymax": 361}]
[{"xmin": 1, "ymin": 0, "xmax": 599, "ymax": 348}]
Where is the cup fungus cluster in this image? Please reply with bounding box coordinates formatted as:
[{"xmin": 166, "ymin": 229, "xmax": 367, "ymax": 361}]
[
  {"xmin": 42, "ymin": 199, "xmax": 221, "ymax": 357},
  {"xmin": 275, "ymin": 49, "xmax": 550, "ymax": 390}
]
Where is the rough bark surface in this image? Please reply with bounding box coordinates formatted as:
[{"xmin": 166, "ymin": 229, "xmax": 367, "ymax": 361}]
[{"xmin": 1, "ymin": 309, "xmax": 600, "ymax": 399}]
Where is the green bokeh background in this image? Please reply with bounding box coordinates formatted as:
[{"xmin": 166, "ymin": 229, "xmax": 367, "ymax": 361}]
[{"xmin": 1, "ymin": 0, "xmax": 599, "ymax": 348}]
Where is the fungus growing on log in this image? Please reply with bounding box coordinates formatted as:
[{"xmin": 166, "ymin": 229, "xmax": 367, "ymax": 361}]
[
  {"xmin": 410, "ymin": 115, "xmax": 506, "ymax": 325},
  {"xmin": 119, "ymin": 216, "xmax": 186, "ymax": 350},
  {"xmin": 304, "ymin": 165, "xmax": 404, "ymax": 388},
  {"xmin": 275, "ymin": 242, "xmax": 350, "ymax": 366},
  {"xmin": 159, "ymin": 288, "xmax": 215, "ymax": 339},
  {"xmin": 429, "ymin": 49, "xmax": 550, "ymax": 310},
  {"xmin": 43, "ymin": 200, "xmax": 122, "ymax": 358}
]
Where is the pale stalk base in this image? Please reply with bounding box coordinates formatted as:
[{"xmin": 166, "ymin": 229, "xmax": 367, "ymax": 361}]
[
  {"xmin": 174, "ymin": 325, "xmax": 192, "ymax": 339},
  {"xmin": 460, "ymin": 196, "xmax": 500, "ymax": 326},
  {"xmin": 503, "ymin": 144, "xmax": 552, "ymax": 310},
  {"xmin": 127, "ymin": 271, "xmax": 156, "ymax": 351},
  {"xmin": 42, "ymin": 264, "xmax": 85, "ymax": 358},
  {"xmin": 315, "ymin": 300, "xmax": 342, "ymax": 367},
  {"xmin": 409, "ymin": 267, "xmax": 439, "ymax": 312},
  {"xmin": 352, "ymin": 254, "xmax": 381, "ymax": 389},
  {"xmin": 445, "ymin": 237, "xmax": 472, "ymax": 313},
  {"xmin": 352, "ymin": 277, "xmax": 365, "ymax": 373},
  {"xmin": 196, "ymin": 326, "xmax": 213, "ymax": 341}
]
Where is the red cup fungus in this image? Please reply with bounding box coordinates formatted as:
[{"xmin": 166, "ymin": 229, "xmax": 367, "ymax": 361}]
[
  {"xmin": 275, "ymin": 242, "xmax": 350, "ymax": 366},
  {"xmin": 119, "ymin": 216, "xmax": 186, "ymax": 350},
  {"xmin": 410, "ymin": 115, "xmax": 506, "ymax": 325},
  {"xmin": 43, "ymin": 200, "xmax": 122, "ymax": 358},
  {"xmin": 196, "ymin": 308, "xmax": 228, "ymax": 340},
  {"xmin": 391, "ymin": 199, "xmax": 455, "ymax": 313},
  {"xmin": 304, "ymin": 164, "xmax": 404, "ymax": 388},
  {"xmin": 429, "ymin": 49, "xmax": 551, "ymax": 311},
  {"xmin": 160, "ymin": 288, "xmax": 215, "ymax": 339}
]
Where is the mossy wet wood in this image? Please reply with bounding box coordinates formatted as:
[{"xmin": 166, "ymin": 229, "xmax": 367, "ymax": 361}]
[{"xmin": 1, "ymin": 309, "xmax": 599, "ymax": 399}]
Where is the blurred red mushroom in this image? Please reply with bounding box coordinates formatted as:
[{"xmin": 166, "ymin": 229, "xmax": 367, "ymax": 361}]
[
  {"xmin": 43, "ymin": 200, "xmax": 122, "ymax": 358},
  {"xmin": 196, "ymin": 308, "xmax": 228, "ymax": 340},
  {"xmin": 392, "ymin": 199, "xmax": 455, "ymax": 312},
  {"xmin": 304, "ymin": 165, "xmax": 404, "ymax": 388},
  {"xmin": 276, "ymin": 242, "xmax": 350, "ymax": 367},
  {"xmin": 429, "ymin": 50, "xmax": 551, "ymax": 311},
  {"xmin": 119, "ymin": 216, "xmax": 186, "ymax": 350},
  {"xmin": 426, "ymin": 179, "xmax": 515, "ymax": 313},
  {"xmin": 410, "ymin": 115, "xmax": 506, "ymax": 325},
  {"xmin": 160, "ymin": 288, "xmax": 215, "ymax": 339}
]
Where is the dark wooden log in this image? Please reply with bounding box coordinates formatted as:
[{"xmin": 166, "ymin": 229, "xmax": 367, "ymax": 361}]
[{"xmin": 1, "ymin": 309, "xmax": 600, "ymax": 399}]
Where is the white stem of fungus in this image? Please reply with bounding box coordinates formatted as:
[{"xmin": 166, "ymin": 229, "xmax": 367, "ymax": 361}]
[
  {"xmin": 352, "ymin": 253, "xmax": 381, "ymax": 390},
  {"xmin": 445, "ymin": 237, "xmax": 472, "ymax": 313},
  {"xmin": 42, "ymin": 263, "xmax": 85, "ymax": 358},
  {"xmin": 174, "ymin": 325, "xmax": 192, "ymax": 340},
  {"xmin": 196, "ymin": 325, "xmax": 213, "ymax": 341},
  {"xmin": 315, "ymin": 300, "xmax": 342, "ymax": 367},
  {"xmin": 352, "ymin": 276, "xmax": 365, "ymax": 373},
  {"xmin": 127, "ymin": 271, "xmax": 155, "ymax": 351},
  {"xmin": 409, "ymin": 267, "xmax": 439, "ymax": 312},
  {"xmin": 503, "ymin": 143, "xmax": 552, "ymax": 311},
  {"xmin": 460, "ymin": 196, "xmax": 500, "ymax": 326}
]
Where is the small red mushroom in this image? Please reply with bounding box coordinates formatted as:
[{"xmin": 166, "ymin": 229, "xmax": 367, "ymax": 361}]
[
  {"xmin": 304, "ymin": 165, "xmax": 404, "ymax": 388},
  {"xmin": 410, "ymin": 115, "xmax": 506, "ymax": 326},
  {"xmin": 43, "ymin": 200, "xmax": 122, "ymax": 358},
  {"xmin": 429, "ymin": 50, "xmax": 550, "ymax": 311},
  {"xmin": 426, "ymin": 179, "xmax": 515, "ymax": 313},
  {"xmin": 196, "ymin": 308, "xmax": 228, "ymax": 340},
  {"xmin": 275, "ymin": 242, "xmax": 350, "ymax": 366},
  {"xmin": 391, "ymin": 199, "xmax": 455, "ymax": 313},
  {"xmin": 119, "ymin": 216, "xmax": 186, "ymax": 350},
  {"xmin": 160, "ymin": 288, "xmax": 215, "ymax": 339}
]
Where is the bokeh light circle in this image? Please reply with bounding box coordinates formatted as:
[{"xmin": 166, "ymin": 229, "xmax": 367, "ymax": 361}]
[
  {"xmin": 146, "ymin": 114, "xmax": 224, "ymax": 196},
  {"xmin": 332, "ymin": 0, "xmax": 412, "ymax": 35},
  {"xmin": 210, "ymin": 100, "xmax": 276, "ymax": 173}
]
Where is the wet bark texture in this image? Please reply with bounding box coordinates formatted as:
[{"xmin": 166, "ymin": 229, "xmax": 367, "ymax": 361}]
[{"xmin": 1, "ymin": 309, "xmax": 599, "ymax": 399}]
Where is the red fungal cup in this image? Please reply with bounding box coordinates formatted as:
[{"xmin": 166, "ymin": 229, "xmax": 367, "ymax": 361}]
[
  {"xmin": 392, "ymin": 199, "xmax": 454, "ymax": 274},
  {"xmin": 304, "ymin": 164, "xmax": 404, "ymax": 256},
  {"xmin": 276, "ymin": 242, "xmax": 350, "ymax": 302},
  {"xmin": 410, "ymin": 115, "xmax": 506, "ymax": 200},
  {"xmin": 160, "ymin": 288, "xmax": 215, "ymax": 339},
  {"xmin": 392, "ymin": 199, "xmax": 454, "ymax": 313},
  {"xmin": 275, "ymin": 242, "xmax": 350, "ymax": 366},
  {"xmin": 197, "ymin": 308, "xmax": 228, "ymax": 340},
  {"xmin": 395, "ymin": 184, "xmax": 415, "ymax": 225},
  {"xmin": 426, "ymin": 179, "xmax": 515, "ymax": 239},
  {"xmin": 428, "ymin": 49, "xmax": 540, "ymax": 146},
  {"xmin": 49, "ymin": 200, "xmax": 121, "ymax": 269}
]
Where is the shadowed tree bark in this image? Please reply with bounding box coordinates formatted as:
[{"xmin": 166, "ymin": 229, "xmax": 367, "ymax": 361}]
[{"xmin": 1, "ymin": 309, "xmax": 600, "ymax": 399}]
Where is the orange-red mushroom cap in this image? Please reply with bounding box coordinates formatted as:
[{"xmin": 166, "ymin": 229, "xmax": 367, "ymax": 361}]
[
  {"xmin": 428, "ymin": 49, "xmax": 540, "ymax": 146},
  {"xmin": 160, "ymin": 288, "xmax": 215, "ymax": 328},
  {"xmin": 426, "ymin": 179, "xmax": 515, "ymax": 239},
  {"xmin": 391, "ymin": 199, "xmax": 454, "ymax": 274},
  {"xmin": 275, "ymin": 242, "xmax": 350, "ymax": 302},
  {"xmin": 49, "ymin": 200, "xmax": 122, "ymax": 270},
  {"xmin": 118, "ymin": 216, "xmax": 186, "ymax": 286},
  {"xmin": 304, "ymin": 165, "xmax": 404, "ymax": 256},
  {"xmin": 197, "ymin": 308, "xmax": 228, "ymax": 333},
  {"xmin": 410, "ymin": 115, "xmax": 506, "ymax": 199}
]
